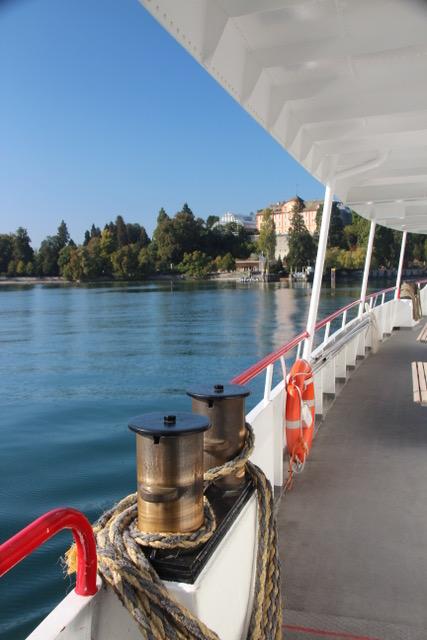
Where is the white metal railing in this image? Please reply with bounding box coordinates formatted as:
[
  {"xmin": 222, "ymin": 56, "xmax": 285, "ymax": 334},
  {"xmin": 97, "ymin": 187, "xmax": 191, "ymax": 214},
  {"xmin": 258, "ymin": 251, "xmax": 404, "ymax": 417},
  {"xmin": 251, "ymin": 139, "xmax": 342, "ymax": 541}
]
[{"xmin": 232, "ymin": 282, "xmax": 427, "ymax": 489}]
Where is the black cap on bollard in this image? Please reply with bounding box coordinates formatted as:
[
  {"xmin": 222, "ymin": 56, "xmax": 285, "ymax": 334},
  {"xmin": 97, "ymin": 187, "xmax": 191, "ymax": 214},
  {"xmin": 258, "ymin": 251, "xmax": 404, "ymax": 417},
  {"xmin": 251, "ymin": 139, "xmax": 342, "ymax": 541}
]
[
  {"xmin": 186, "ymin": 383, "xmax": 250, "ymax": 401},
  {"xmin": 129, "ymin": 411, "xmax": 210, "ymax": 439}
]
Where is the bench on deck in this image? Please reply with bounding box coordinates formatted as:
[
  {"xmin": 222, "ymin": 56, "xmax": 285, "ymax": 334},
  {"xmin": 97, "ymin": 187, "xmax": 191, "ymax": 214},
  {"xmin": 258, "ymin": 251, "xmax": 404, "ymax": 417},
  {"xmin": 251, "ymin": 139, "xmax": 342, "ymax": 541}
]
[
  {"xmin": 417, "ymin": 324, "xmax": 427, "ymax": 342},
  {"xmin": 412, "ymin": 362, "xmax": 427, "ymax": 406}
]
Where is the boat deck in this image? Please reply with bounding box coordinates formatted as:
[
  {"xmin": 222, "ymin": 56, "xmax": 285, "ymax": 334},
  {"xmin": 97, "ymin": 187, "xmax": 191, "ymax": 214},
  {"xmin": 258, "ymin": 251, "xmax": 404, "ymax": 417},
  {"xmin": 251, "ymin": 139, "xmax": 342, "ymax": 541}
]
[{"xmin": 279, "ymin": 326, "xmax": 427, "ymax": 640}]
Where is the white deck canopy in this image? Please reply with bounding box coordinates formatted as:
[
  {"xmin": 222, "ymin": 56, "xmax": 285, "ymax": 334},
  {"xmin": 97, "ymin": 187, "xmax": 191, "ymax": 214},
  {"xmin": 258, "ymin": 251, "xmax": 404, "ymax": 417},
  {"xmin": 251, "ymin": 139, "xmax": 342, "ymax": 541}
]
[{"xmin": 140, "ymin": 0, "xmax": 427, "ymax": 234}]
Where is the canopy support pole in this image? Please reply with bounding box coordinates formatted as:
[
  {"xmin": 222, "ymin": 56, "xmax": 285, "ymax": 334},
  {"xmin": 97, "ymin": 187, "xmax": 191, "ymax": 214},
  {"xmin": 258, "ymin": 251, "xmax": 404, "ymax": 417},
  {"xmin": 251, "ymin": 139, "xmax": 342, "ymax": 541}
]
[
  {"xmin": 395, "ymin": 231, "xmax": 407, "ymax": 299},
  {"xmin": 303, "ymin": 182, "xmax": 334, "ymax": 360},
  {"xmin": 301, "ymin": 154, "xmax": 389, "ymax": 361},
  {"xmin": 358, "ymin": 220, "xmax": 376, "ymax": 317}
]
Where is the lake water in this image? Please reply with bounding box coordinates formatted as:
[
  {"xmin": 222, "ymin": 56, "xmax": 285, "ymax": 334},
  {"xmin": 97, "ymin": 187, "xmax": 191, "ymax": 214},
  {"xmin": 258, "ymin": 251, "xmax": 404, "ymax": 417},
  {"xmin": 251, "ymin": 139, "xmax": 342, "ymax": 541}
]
[{"xmin": 0, "ymin": 280, "xmax": 367, "ymax": 638}]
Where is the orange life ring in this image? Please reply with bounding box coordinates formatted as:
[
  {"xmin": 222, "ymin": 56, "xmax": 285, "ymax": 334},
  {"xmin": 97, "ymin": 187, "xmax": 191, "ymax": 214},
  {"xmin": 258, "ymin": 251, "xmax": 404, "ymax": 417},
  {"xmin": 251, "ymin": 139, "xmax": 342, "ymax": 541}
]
[{"xmin": 285, "ymin": 359, "xmax": 315, "ymax": 468}]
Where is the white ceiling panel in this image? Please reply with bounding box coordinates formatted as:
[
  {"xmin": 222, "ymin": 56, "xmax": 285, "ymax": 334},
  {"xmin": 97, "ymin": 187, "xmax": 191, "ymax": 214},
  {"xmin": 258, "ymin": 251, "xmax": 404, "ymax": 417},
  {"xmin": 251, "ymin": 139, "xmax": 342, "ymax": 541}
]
[{"xmin": 140, "ymin": 0, "xmax": 427, "ymax": 234}]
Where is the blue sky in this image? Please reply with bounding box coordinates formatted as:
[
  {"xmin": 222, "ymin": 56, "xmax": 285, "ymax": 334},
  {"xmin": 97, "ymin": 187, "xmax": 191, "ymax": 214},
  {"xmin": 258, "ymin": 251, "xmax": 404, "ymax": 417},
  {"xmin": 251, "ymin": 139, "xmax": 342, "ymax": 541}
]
[{"xmin": 0, "ymin": 0, "xmax": 324, "ymax": 247}]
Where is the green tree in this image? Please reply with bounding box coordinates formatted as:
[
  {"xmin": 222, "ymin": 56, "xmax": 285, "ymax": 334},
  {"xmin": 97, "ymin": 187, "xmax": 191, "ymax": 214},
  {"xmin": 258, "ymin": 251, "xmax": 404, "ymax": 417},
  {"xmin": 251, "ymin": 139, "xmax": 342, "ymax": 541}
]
[
  {"xmin": 152, "ymin": 204, "xmax": 203, "ymax": 268},
  {"xmin": 221, "ymin": 252, "xmax": 236, "ymax": 272},
  {"xmin": 7, "ymin": 260, "xmax": 16, "ymax": 276},
  {"xmin": 138, "ymin": 246, "xmax": 155, "ymax": 276},
  {"xmin": 258, "ymin": 208, "xmax": 276, "ymax": 273},
  {"xmin": 287, "ymin": 208, "xmax": 315, "ymax": 270},
  {"xmin": 83, "ymin": 223, "xmax": 101, "ymax": 245},
  {"xmin": 111, "ymin": 244, "xmax": 140, "ymax": 279},
  {"xmin": 100, "ymin": 228, "xmax": 117, "ymax": 257},
  {"xmin": 315, "ymin": 203, "xmax": 345, "ymax": 247},
  {"xmin": 0, "ymin": 234, "xmax": 14, "ymax": 273},
  {"xmin": 91, "ymin": 224, "xmax": 101, "ymax": 239},
  {"xmin": 13, "ymin": 227, "xmax": 34, "ymax": 264},
  {"xmin": 152, "ymin": 215, "xmax": 178, "ymax": 268},
  {"xmin": 406, "ymin": 233, "xmax": 425, "ymax": 266},
  {"xmin": 77, "ymin": 240, "xmax": 106, "ymax": 279},
  {"xmin": 172, "ymin": 204, "xmax": 204, "ymax": 259},
  {"xmin": 270, "ymin": 257, "xmax": 284, "ymax": 274},
  {"xmin": 215, "ymin": 252, "xmax": 236, "ymax": 272},
  {"xmin": 181, "ymin": 203, "xmax": 193, "ymax": 216},
  {"xmin": 139, "ymin": 227, "xmax": 150, "ymax": 247},
  {"xmin": 36, "ymin": 221, "xmax": 73, "ymax": 276},
  {"xmin": 37, "ymin": 237, "xmax": 60, "ymax": 276},
  {"xmin": 156, "ymin": 208, "xmax": 169, "ymax": 225},
  {"xmin": 126, "ymin": 223, "xmax": 150, "ymax": 247},
  {"xmin": 206, "ymin": 215, "xmax": 219, "ymax": 228},
  {"xmin": 344, "ymin": 212, "xmax": 370, "ymax": 249},
  {"xmin": 178, "ymin": 251, "xmax": 212, "ymax": 279},
  {"xmin": 337, "ymin": 247, "xmax": 367, "ymax": 270},
  {"xmin": 325, "ymin": 247, "xmax": 341, "ymax": 269},
  {"xmin": 329, "ymin": 207, "xmax": 344, "ymax": 248},
  {"xmin": 58, "ymin": 245, "xmax": 75, "ymax": 277},
  {"xmin": 289, "ymin": 196, "xmax": 305, "ymax": 214},
  {"xmin": 16, "ymin": 260, "xmax": 26, "ymax": 275},
  {"xmin": 56, "ymin": 220, "xmax": 70, "ymax": 249},
  {"xmin": 204, "ymin": 223, "xmax": 252, "ymax": 259},
  {"xmin": 116, "ymin": 215, "xmax": 128, "ymax": 248},
  {"xmin": 374, "ymin": 226, "xmax": 399, "ymax": 268},
  {"xmin": 59, "ymin": 246, "xmax": 84, "ymax": 281}
]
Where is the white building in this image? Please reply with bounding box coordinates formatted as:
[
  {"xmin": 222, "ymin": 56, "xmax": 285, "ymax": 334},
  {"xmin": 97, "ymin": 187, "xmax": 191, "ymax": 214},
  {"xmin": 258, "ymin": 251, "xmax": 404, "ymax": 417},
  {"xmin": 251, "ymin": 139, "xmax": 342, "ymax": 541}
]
[{"xmin": 214, "ymin": 212, "xmax": 257, "ymax": 232}]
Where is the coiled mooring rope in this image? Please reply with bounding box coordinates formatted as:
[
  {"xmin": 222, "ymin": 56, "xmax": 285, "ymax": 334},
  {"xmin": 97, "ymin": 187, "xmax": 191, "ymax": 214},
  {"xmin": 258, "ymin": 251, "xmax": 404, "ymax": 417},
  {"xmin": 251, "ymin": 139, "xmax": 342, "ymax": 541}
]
[{"xmin": 66, "ymin": 424, "xmax": 282, "ymax": 640}]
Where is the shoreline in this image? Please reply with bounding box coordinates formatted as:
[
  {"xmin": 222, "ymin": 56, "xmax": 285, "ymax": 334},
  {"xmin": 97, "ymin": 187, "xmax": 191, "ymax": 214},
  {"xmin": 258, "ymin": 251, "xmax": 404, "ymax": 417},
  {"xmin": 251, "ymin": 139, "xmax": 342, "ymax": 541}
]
[
  {"xmin": 0, "ymin": 274, "xmax": 244, "ymax": 286},
  {"xmin": 1, "ymin": 270, "xmax": 425, "ymax": 287},
  {"xmin": 0, "ymin": 277, "xmax": 67, "ymax": 286}
]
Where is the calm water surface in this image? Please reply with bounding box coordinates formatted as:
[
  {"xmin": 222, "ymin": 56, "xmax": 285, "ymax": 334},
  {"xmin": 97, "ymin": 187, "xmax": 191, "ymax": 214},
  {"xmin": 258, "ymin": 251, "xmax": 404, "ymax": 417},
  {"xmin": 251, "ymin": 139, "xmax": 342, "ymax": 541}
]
[{"xmin": 0, "ymin": 280, "xmax": 365, "ymax": 638}]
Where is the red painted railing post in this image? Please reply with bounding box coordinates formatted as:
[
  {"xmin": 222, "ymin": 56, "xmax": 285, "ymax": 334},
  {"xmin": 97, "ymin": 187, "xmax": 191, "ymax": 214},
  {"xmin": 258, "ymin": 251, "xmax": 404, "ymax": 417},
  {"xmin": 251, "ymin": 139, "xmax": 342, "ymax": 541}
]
[{"xmin": 0, "ymin": 508, "xmax": 97, "ymax": 596}]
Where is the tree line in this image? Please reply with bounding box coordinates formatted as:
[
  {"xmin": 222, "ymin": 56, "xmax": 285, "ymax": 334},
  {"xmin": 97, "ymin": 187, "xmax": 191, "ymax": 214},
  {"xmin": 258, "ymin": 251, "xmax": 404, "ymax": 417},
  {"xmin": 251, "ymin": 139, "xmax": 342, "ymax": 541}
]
[
  {"xmin": 0, "ymin": 204, "xmax": 256, "ymax": 281},
  {"xmin": 258, "ymin": 197, "xmax": 427, "ymax": 273},
  {"xmin": 2, "ymin": 200, "xmax": 426, "ymax": 282}
]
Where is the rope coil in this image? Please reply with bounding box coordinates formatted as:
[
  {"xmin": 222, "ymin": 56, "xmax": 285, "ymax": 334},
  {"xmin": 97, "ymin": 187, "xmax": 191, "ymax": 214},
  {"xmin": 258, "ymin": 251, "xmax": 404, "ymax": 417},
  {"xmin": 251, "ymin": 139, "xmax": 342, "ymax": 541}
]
[
  {"xmin": 204, "ymin": 423, "xmax": 254, "ymax": 485},
  {"xmin": 66, "ymin": 424, "xmax": 282, "ymax": 640}
]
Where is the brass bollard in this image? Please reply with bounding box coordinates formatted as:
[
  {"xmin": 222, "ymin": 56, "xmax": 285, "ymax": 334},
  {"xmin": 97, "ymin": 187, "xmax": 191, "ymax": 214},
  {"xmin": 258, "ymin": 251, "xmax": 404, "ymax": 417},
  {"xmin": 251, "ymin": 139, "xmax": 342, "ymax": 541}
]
[
  {"xmin": 187, "ymin": 383, "xmax": 250, "ymax": 491},
  {"xmin": 128, "ymin": 412, "xmax": 210, "ymax": 533}
]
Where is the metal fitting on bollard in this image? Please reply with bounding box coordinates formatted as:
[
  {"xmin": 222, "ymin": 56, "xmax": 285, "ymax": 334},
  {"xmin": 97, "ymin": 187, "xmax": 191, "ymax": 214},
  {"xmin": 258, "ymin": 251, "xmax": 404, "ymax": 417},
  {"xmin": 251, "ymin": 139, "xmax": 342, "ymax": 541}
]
[
  {"xmin": 128, "ymin": 412, "xmax": 210, "ymax": 533},
  {"xmin": 186, "ymin": 383, "xmax": 250, "ymax": 491}
]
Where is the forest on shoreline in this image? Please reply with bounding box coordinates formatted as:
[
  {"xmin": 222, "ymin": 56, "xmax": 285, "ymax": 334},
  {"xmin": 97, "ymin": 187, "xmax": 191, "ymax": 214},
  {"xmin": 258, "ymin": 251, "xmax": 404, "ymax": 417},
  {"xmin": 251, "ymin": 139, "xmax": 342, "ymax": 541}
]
[{"xmin": 2, "ymin": 201, "xmax": 427, "ymax": 282}]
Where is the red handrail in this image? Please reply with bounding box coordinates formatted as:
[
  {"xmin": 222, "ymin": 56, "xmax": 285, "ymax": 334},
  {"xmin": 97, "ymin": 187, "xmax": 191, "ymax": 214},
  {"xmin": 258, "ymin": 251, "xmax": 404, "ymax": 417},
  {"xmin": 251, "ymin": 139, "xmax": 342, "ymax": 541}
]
[
  {"xmin": 231, "ymin": 331, "xmax": 308, "ymax": 385},
  {"xmin": 365, "ymin": 286, "xmax": 396, "ymax": 300},
  {"xmin": 315, "ymin": 286, "xmax": 397, "ymax": 331},
  {"xmin": 0, "ymin": 508, "xmax": 97, "ymax": 596},
  {"xmin": 314, "ymin": 299, "xmax": 360, "ymax": 331},
  {"xmin": 231, "ymin": 284, "xmax": 402, "ymax": 385}
]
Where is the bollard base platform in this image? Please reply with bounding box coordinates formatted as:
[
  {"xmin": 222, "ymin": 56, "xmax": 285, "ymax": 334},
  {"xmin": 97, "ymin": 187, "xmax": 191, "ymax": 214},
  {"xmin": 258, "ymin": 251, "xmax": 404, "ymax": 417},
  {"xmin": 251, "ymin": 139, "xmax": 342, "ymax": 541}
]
[{"xmin": 148, "ymin": 478, "xmax": 255, "ymax": 583}]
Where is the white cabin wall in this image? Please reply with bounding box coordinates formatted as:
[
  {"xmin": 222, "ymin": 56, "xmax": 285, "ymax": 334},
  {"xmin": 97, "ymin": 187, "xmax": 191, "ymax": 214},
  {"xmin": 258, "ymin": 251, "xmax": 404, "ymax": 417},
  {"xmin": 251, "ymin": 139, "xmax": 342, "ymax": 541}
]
[{"xmin": 393, "ymin": 299, "xmax": 418, "ymax": 327}]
